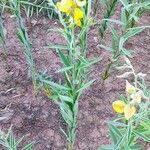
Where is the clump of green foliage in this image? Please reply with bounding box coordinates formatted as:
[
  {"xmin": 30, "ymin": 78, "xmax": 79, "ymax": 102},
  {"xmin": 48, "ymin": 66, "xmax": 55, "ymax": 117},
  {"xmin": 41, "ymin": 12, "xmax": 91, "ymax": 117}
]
[
  {"xmin": 9, "ymin": 0, "xmax": 38, "ymax": 94},
  {"xmin": 100, "ymin": 0, "xmax": 150, "ymax": 80},
  {"xmin": 0, "ymin": 0, "xmax": 150, "ymax": 150},
  {"xmin": 0, "ymin": 14, "xmax": 10, "ymax": 71},
  {"xmin": 100, "ymin": 57, "xmax": 150, "ymax": 149},
  {"xmin": 0, "ymin": 0, "xmax": 57, "ymax": 18},
  {"xmin": 39, "ymin": 0, "xmax": 99, "ymax": 149},
  {"xmin": 0, "ymin": 126, "xmax": 34, "ymax": 150}
]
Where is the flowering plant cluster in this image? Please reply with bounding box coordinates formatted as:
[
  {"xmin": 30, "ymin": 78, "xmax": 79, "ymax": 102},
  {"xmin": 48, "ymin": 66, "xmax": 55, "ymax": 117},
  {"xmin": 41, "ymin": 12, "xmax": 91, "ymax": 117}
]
[
  {"xmin": 0, "ymin": 0, "xmax": 150, "ymax": 150},
  {"xmin": 57, "ymin": 0, "xmax": 86, "ymax": 26},
  {"xmin": 113, "ymin": 80, "xmax": 142, "ymax": 120},
  {"xmin": 101, "ymin": 57, "xmax": 150, "ymax": 149}
]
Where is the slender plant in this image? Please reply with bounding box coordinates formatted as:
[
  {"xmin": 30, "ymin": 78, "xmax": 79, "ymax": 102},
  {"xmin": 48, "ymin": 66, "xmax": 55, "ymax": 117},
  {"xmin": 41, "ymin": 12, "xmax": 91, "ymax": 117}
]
[
  {"xmin": 36, "ymin": 0, "xmax": 101, "ymax": 149},
  {"xmin": 9, "ymin": 0, "xmax": 37, "ymax": 95},
  {"xmin": 0, "ymin": 14, "xmax": 10, "ymax": 72},
  {"xmin": 100, "ymin": 57, "xmax": 150, "ymax": 149},
  {"xmin": 100, "ymin": 1, "xmax": 150, "ymax": 80},
  {"xmin": 99, "ymin": 0, "xmax": 150, "ymax": 40},
  {"xmin": 0, "ymin": 126, "xmax": 34, "ymax": 150},
  {"xmin": 0, "ymin": 0, "xmax": 56, "ymax": 18},
  {"xmin": 18, "ymin": 0, "xmax": 57, "ymax": 19},
  {"xmin": 99, "ymin": 0, "xmax": 118, "ymax": 39},
  {"xmin": 120, "ymin": 0, "xmax": 150, "ymax": 33}
]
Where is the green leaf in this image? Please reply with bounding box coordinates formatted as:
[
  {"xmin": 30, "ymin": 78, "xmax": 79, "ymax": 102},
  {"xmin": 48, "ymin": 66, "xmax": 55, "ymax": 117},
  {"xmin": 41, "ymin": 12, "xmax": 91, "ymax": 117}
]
[
  {"xmin": 73, "ymin": 100, "xmax": 78, "ymax": 118},
  {"xmin": 60, "ymin": 127, "xmax": 68, "ymax": 139},
  {"xmin": 59, "ymin": 95, "xmax": 73, "ymax": 103},
  {"xmin": 119, "ymin": 37, "xmax": 124, "ymax": 51},
  {"xmin": 77, "ymin": 57, "xmax": 101, "ymax": 70},
  {"xmin": 22, "ymin": 142, "xmax": 35, "ymax": 150},
  {"xmin": 130, "ymin": 145, "xmax": 144, "ymax": 150},
  {"xmin": 57, "ymin": 66, "xmax": 73, "ymax": 73},
  {"xmin": 59, "ymin": 103, "xmax": 73, "ymax": 125},
  {"xmin": 114, "ymin": 135, "xmax": 124, "ymax": 150},
  {"xmin": 107, "ymin": 23, "xmax": 119, "ymax": 41},
  {"xmin": 15, "ymin": 136, "xmax": 24, "ymax": 148},
  {"xmin": 77, "ymin": 79, "xmax": 95, "ymax": 93},
  {"xmin": 108, "ymin": 124, "xmax": 122, "ymax": 138},
  {"xmin": 102, "ymin": 19, "xmax": 124, "ymax": 25},
  {"xmin": 100, "ymin": 144, "xmax": 114, "ymax": 150},
  {"xmin": 58, "ymin": 49, "xmax": 70, "ymax": 67},
  {"xmin": 100, "ymin": 45, "xmax": 115, "ymax": 52},
  {"xmin": 119, "ymin": 0, "xmax": 129, "ymax": 6},
  {"xmin": 48, "ymin": 28, "xmax": 64, "ymax": 34},
  {"xmin": 127, "ymin": 124, "xmax": 132, "ymax": 143},
  {"xmin": 7, "ymin": 130, "xmax": 16, "ymax": 149},
  {"xmin": 109, "ymin": 128, "xmax": 117, "ymax": 144},
  {"xmin": 107, "ymin": 121, "xmax": 126, "ymax": 127},
  {"xmin": 121, "ymin": 9, "xmax": 127, "ymax": 32},
  {"xmin": 121, "ymin": 48, "xmax": 133, "ymax": 58},
  {"xmin": 64, "ymin": 71, "xmax": 73, "ymax": 90},
  {"xmin": 133, "ymin": 129, "xmax": 150, "ymax": 142},
  {"xmin": 41, "ymin": 79, "xmax": 70, "ymax": 91},
  {"xmin": 46, "ymin": 44, "xmax": 68, "ymax": 50},
  {"xmin": 123, "ymin": 27, "xmax": 145, "ymax": 41}
]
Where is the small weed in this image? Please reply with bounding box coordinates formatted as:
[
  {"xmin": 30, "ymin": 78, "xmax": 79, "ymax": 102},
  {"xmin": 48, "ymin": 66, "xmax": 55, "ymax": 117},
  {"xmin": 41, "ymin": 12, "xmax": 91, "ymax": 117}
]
[
  {"xmin": 0, "ymin": 126, "xmax": 34, "ymax": 150},
  {"xmin": 0, "ymin": 14, "xmax": 10, "ymax": 72},
  {"xmin": 100, "ymin": 57, "xmax": 150, "ymax": 149},
  {"xmin": 9, "ymin": 0, "xmax": 38, "ymax": 95},
  {"xmin": 100, "ymin": 0, "xmax": 150, "ymax": 80}
]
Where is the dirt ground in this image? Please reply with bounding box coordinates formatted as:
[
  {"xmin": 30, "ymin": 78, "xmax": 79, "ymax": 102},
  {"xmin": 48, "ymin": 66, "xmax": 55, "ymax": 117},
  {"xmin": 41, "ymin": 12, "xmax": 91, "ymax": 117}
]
[{"xmin": 0, "ymin": 5, "xmax": 150, "ymax": 150}]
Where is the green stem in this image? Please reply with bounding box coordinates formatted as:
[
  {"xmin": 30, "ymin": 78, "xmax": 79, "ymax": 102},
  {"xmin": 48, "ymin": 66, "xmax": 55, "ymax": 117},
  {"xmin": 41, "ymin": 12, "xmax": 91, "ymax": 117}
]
[
  {"xmin": 10, "ymin": 0, "xmax": 37, "ymax": 95},
  {"xmin": 93, "ymin": 0, "xmax": 98, "ymax": 17},
  {"xmin": 87, "ymin": 0, "xmax": 91, "ymax": 19},
  {"xmin": 67, "ymin": 142, "xmax": 74, "ymax": 150},
  {"xmin": 99, "ymin": 0, "xmax": 118, "ymax": 39},
  {"xmin": 102, "ymin": 60, "xmax": 113, "ymax": 80},
  {"xmin": 0, "ymin": 14, "xmax": 10, "ymax": 72}
]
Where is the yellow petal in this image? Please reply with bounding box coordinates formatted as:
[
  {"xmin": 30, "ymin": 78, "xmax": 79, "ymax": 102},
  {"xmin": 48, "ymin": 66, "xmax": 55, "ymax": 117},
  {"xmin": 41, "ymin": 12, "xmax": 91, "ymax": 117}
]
[
  {"xmin": 74, "ymin": 19, "xmax": 81, "ymax": 26},
  {"xmin": 73, "ymin": 7, "xmax": 84, "ymax": 26},
  {"xmin": 74, "ymin": 7, "xmax": 84, "ymax": 20},
  {"xmin": 75, "ymin": 0, "xmax": 86, "ymax": 7},
  {"xmin": 112, "ymin": 100, "xmax": 125, "ymax": 113},
  {"xmin": 131, "ymin": 91, "xmax": 142, "ymax": 104},
  {"xmin": 126, "ymin": 80, "xmax": 136, "ymax": 95},
  {"xmin": 124, "ymin": 105, "xmax": 136, "ymax": 120},
  {"xmin": 57, "ymin": 0, "xmax": 73, "ymax": 13}
]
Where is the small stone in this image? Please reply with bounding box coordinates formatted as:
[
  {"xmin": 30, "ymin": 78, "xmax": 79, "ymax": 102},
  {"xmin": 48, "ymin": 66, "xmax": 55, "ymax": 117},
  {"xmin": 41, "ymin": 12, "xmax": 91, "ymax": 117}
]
[
  {"xmin": 54, "ymin": 21, "xmax": 58, "ymax": 25},
  {"xmin": 94, "ymin": 37, "xmax": 98, "ymax": 43},
  {"xmin": 31, "ymin": 19, "xmax": 37, "ymax": 26}
]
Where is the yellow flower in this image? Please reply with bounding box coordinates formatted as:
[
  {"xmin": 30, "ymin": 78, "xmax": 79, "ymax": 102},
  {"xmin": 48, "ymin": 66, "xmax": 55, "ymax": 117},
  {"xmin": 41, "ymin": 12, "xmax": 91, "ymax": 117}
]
[
  {"xmin": 57, "ymin": 0, "xmax": 73, "ymax": 14},
  {"xmin": 112, "ymin": 100, "xmax": 125, "ymax": 113},
  {"xmin": 73, "ymin": 7, "xmax": 84, "ymax": 26},
  {"xmin": 75, "ymin": 0, "xmax": 86, "ymax": 7},
  {"xmin": 57, "ymin": 0, "xmax": 85, "ymax": 27},
  {"xmin": 126, "ymin": 80, "xmax": 136, "ymax": 95},
  {"xmin": 124, "ymin": 105, "xmax": 136, "ymax": 120},
  {"xmin": 131, "ymin": 91, "xmax": 142, "ymax": 104}
]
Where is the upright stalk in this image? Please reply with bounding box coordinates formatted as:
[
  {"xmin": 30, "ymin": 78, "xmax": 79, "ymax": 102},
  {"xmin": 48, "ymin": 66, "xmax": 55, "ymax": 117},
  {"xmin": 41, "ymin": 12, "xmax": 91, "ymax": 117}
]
[
  {"xmin": 9, "ymin": 0, "xmax": 37, "ymax": 95},
  {"xmin": 46, "ymin": 1, "xmax": 95, "ymax": 149},
  {"xmin": 101, "ymin": 0, "xmax": 149, "ymax": 80},
  {"xmin": 0, "ymin": 14, "xmax": 10, "ymax": 72},
  {"xmin": 99, "ymin": 0, "xmax": 118, "ymax": 39}
]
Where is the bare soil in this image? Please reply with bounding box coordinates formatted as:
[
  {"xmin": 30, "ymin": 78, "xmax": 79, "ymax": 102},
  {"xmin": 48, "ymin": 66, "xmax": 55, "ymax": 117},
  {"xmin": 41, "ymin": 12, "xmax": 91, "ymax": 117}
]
[{"xmin": 0, "ymin": 5, "xmax": 150, "ymax": 150}]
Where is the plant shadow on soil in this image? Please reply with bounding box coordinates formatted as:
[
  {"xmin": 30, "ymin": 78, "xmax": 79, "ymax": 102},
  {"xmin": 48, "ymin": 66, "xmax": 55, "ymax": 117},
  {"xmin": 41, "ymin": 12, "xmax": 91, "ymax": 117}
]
[{"xmin": 0, "ymin": 6, "xmax": 150, "ymax": 150}]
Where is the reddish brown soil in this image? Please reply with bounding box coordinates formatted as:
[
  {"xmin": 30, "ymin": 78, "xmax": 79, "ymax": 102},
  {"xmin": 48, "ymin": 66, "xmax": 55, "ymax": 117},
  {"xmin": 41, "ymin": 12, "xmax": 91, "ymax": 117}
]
[{"xmin": 0, "ymin": 5, "xmax": 150, "ymax": 150}]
